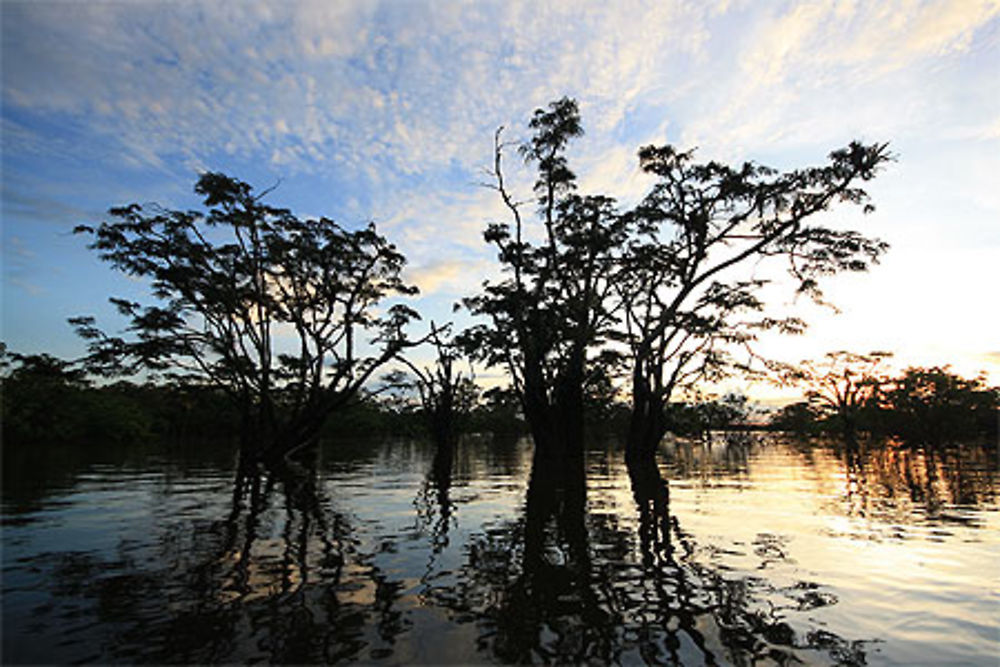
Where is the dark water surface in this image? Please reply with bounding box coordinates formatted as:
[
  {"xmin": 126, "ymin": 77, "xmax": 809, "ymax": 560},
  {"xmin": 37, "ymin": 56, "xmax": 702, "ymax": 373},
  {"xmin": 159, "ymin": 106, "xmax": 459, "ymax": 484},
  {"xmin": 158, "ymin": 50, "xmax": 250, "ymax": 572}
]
[{"xmin": 2, "ymin": 434, "xmax": 997, "ymax": 664}]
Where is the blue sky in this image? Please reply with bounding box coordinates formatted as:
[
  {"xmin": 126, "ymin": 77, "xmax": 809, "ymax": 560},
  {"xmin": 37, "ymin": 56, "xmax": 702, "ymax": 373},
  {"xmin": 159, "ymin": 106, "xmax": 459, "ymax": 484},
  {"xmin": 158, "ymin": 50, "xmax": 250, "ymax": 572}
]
[{"xmin": 2, "ymin": 0, "xmax": 999, "ymax": 397}]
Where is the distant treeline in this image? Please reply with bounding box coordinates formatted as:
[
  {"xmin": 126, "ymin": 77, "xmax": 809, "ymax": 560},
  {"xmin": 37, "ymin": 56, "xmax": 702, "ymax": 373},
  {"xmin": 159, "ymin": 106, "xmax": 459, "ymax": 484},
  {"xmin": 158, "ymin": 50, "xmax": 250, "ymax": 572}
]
[
  {"xmin": 3, "ymin": 351, "xmax": 995, "ymax": 447},
  {"xmin": 769, "ymin": 365, "xmax": 998, "ymax": 443},
  {"xmin": 0, "ymin": 351, "xmax": 524, "ymax": 446},
  {"xmin": 0, "ymin": 350, "xmax": 751, "ymax": 446}
]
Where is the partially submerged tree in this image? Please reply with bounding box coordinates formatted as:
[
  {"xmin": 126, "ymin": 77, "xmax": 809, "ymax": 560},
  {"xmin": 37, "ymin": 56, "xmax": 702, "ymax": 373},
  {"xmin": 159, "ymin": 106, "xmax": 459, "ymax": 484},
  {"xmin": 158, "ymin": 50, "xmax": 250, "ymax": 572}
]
[
  {"xmin": 467, "ymin": 98, "xmax": 891, "ymax": 462},
  {"xmin": 468, "ymin": 385, "xmax": 525, "ymax": 436},
  {"xmin": 774, "ymin": 360, "xmax": 998, "ymax": 442},
  {"xmin": 72, "ymin": 173, "xmax": 419, "ymax": 460},
  {"xmin": 882, "ymin": 366, "xmax": 998, "ymax": 442},
  {"xmin": 463, "ymin": 98, "xmax": 629, "ymax": 461},
  {"xmin": 768, "ymin": 401, "xmax": 823, "ymax": 435},
  {"xmin": 619, "ymin": 144, "xmax": 891, "ymax": 459},
  {"xmin": 389, "ymin": 323, "xmax": 478, "ymax": 449}
]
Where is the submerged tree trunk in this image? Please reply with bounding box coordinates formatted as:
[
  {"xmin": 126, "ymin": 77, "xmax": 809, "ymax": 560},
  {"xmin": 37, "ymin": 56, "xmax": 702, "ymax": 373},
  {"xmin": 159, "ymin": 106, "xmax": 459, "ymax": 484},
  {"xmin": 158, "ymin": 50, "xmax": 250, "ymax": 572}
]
[
  {"xmin": 555, "ymin": 349, "xmax": 586, "ymax": 454},
  {"xmin": 626, "ymin": 367, "xmax": 670, "ymax": 463},
  {"xmin": 239, "ymin": 407, "xmax": 325, "ymax": 466},
  {"xmin": 523, "ymin": 386, "xmax": 586, "ymax": 464},
  {"xmin": 521, "ymin": 347, "xmax": 587, "ymax": 464},
  {"xmin": 427, "ymin": 396, "xmax": 457, "ymax": 538}
]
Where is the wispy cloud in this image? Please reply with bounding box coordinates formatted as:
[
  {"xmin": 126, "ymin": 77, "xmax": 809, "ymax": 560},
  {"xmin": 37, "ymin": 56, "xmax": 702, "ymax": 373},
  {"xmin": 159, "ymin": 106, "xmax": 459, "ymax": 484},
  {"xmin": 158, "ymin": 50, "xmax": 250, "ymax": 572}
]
[
  {"xmin": 2, "ymin": 0, "xmax": 998, "ymax": 371},
  {"xmin": 1, "ymin": 188, "xmax": 96, "ymax": 227},
  {"xmin": 680, "ymin": 1, "xmax": 1000, "ymax": 154},
  {"xmin": 1, "ymin": 2, "xmax": 711, "ymax": 183},
  {"xmin": 5, "ymin": 0, "xmax": 995, "ymax": 224},
  {"xmin": 405, "ymin": 259, "xmax": 494, "ymax": 297},
  {"xmin": 5, "ymin": 236, "xmax": 35, "ymax": 260},
  {"xmin": 2, "ymin": 236, "xmax": 44, "ymax": 296}
]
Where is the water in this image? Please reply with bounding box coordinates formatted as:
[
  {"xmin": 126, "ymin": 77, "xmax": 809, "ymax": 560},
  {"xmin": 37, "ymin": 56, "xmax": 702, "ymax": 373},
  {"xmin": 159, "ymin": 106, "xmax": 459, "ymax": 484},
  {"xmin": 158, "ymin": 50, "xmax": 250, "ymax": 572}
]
[{"xmin": 2, "ymin": 434, "xmax": 998, "ymax": 664}]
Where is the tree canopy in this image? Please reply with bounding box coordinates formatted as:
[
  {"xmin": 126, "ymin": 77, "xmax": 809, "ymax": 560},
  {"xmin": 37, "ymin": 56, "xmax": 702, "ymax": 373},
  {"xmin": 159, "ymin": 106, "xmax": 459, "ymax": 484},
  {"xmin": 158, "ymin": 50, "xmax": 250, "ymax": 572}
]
[
  {"xmin": 386, "ymin": 323, "xmax": 478, "ymax": 448},
  {"xmin": 462, "ymin": 98, "xmax": 629, "ymax": 460},
  {"xmin": 63, "ymin": 99, "xmax": 903, "ymax": 463},
  {"xmin": 72, "ymin": 173, "xmax": 419, "ymax": 459},
  {"xmin": 770, "ymin": 356, "xmax": 998, "ymax": 442},
  {"xmin": 882, "ymin": 366, "xmax": 998, "ymax": 442},
  {"xmin": 464, "ymin": 97, "xmax": 892, "ymax": 461},
  {"xmin": 618, "ymin": 140, "xmax": 890, "ymax": 457}
]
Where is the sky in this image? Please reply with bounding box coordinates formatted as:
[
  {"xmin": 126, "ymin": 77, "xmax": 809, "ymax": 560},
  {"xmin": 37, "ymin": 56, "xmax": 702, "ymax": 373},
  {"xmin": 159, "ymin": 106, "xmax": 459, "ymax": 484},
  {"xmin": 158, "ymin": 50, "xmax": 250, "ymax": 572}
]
[{"xmin": 2, "ymin": 0, "xmax": 999, "ymax": 402}]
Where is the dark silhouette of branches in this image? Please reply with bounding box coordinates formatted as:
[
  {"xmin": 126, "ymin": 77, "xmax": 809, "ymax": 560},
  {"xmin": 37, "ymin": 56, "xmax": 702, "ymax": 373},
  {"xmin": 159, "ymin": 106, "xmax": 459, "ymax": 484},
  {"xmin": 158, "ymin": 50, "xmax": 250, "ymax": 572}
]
[
  {"xmin": 71, "ymin": 173, "xmax": 420, "ymax": 460},
  {"xmin": 465, "ymin": 98, "xmax": 891, "ymax": 462},
  {"xmin": 620, "ymin": 141, "xmax": 892, "ymax": 459},
  {"xmin": 779, "ymin": 350, "xmax": 893, "ymax": 436}
]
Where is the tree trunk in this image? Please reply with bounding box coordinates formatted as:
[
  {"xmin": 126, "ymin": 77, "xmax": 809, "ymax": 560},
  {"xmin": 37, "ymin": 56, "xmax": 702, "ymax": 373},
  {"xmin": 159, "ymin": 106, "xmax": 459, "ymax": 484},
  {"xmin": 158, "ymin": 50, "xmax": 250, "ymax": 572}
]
[
  {"xmin": 240, "ymin": 406, "xmax": 323, "ymax": 465},
  {"xmin": 555, "ymin": 348, "xmax": 586, "ymax": 454},
  {"xmin": 520, "ymin": 350, "xmax": 568, "ymax": 462},
  {"xmin": 522, "ymin": 371, "xmax": 586, "ymax": 464},
  {"xmin": 626, "ymin": 370, "xmax": 669, "ymax": 463}
]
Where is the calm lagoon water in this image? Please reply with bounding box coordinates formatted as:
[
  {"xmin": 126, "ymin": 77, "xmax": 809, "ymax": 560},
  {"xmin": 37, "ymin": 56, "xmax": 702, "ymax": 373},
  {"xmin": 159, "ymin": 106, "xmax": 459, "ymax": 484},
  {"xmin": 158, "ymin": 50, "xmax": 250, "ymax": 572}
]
[{"xmin": 2, "ymin": 434, "xmax": 998, "ymax": 664}]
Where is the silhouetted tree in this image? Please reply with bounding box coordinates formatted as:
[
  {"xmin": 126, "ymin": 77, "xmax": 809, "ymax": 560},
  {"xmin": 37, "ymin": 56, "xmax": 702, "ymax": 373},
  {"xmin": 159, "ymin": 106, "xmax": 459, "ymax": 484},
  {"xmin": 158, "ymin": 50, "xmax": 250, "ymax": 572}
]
[
  {"xmin": 467, "ymin": 98, "xmax": 891, "ymax": 462},
  {"xmin": 782, "ymin": 351, "xmax": 892, "ymax": 436},
  {"xmin": 393, "ymin": 324, "xmax": 478, "ymax": 449},
  {"xmin": 682, "ymin": 392, "xmax": 755, "ymax": 436},
  {"xmin": 463, "ymin": 98, "xmax": 629, "ymax": 461},
  {"xmin": 468, "ymin": 385, "xmax": 525, "ymax": 435},
  {"xmin": 71, "ymin": 173, "xmax": 419, "ymax": 461},
  {"xmin": 619, "ymin": 145, "xmax": 892, "ymax": 460},
  {"xmin": 882, "ymin": 366, "xmax": 998, "ymax": 443},
  {"xmin": 769, "ymin": 401, "xmax": 823, "ymax": 435}
]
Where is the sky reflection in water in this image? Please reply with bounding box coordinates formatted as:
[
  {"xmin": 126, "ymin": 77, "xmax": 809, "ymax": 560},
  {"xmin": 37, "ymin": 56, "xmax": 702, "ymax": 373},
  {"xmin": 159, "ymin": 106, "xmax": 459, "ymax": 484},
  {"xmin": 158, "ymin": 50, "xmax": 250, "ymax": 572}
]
[{"xmin": 2, "ymin": 434, "xmax": 997, "ymax": 664}]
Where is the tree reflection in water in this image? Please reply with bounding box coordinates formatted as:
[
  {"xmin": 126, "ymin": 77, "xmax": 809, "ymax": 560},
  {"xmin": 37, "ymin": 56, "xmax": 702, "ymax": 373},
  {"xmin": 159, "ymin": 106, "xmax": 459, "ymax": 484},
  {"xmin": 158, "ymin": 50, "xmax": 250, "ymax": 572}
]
[
  {"xmin": 40, "ymin": 450, "xmax": 406, "ymax": 664},
  {"xmin": 429, "ymin": 446, "xmax": 869, "ymax": 665},
  {"xmin": 835, "ymin": 438, "xmax": 998, "ymax": 527},
  {"xmin": 626, "ymin": 455, "xmax": 867, "ymax": 665},
  {"xmin": 488, "ymin": 456, "xmax": 616, "ymax": 662},
  {"xmin": 212, "ymin": 450, "xmax": 369, "ymax": 663},
  {"xmin": 414, "ymin": 442, "xmax": 455, "ymax": 559},
  {"xmin": 22, "ymin": 434, "xmax": 997, "ymax": 663}
]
